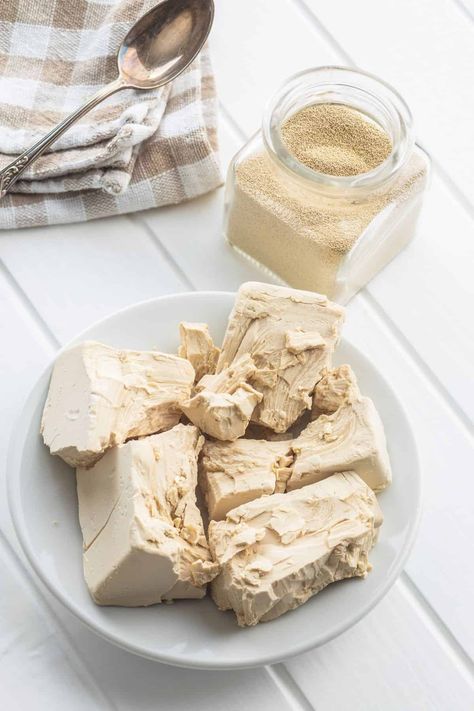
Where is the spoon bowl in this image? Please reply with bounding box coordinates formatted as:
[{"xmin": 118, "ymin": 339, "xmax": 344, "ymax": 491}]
[
  {"xmin": 0, "ymin": 0, "xmax": 215, "ymax": 197},
  {"xmin": 118, "ymin": 0, "xmax": 215, "ymax": 89}
]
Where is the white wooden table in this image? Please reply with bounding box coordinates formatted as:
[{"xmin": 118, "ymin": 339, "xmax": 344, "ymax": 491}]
[{"xmin": 1, "ymin": 1, "xmax": 473, "ymax": 709}]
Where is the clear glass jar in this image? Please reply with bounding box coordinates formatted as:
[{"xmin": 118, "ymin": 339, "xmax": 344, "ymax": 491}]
[{"xmin": 224, "ymin": 67, "xmax": 431, "ymax": 303}]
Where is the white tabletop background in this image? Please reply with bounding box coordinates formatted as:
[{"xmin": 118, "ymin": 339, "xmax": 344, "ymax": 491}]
[{"xmin": 1, "ymin": 1, "xmax": 473, "ymax": 709}]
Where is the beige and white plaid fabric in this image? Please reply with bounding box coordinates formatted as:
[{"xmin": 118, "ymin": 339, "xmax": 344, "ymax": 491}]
[{"xmin": 0, "ymin": 0, "xmax": 222, "ymax": 229}]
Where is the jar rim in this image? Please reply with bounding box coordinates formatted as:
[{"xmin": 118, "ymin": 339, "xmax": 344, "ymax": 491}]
[{"xmin": 262, "ymin": 66, "xmax": 415, "ymax": 194}]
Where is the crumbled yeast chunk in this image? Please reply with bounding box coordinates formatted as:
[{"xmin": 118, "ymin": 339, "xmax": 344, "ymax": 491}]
[
  {"xmin": 180, "ymin": 354, "xmax": 262, "ymax": 441},
  {"xmin": 178, "ymin": 322, "xmax": 220, "ymax": 382},
  {"xmin": 41, "ymin": 341, "xmax": 194, "ymax": 467},
  {"xmin": 312, "ymin": 364, "xmax": 361, "ymax": 417},
  {"xmin": 199, "ymin": 437, "xmax": 293, "ymax": 520},
  {"xmin": 289, "ymin": 397, "xmax": 392, "ymax": 493},
  {"xmin": 216, "ymin": 282, "xmax": 345, "ymax": 433},
  {"xmin": 208, "ymin": 472, "xmax": 382, "ymax": 626},
  {"xmin": 77, "ymin": 424, "xmax": 219, "ymax": 606}
]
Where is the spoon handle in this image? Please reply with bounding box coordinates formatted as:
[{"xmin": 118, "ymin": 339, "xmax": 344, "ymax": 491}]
[{"xmin": 0, "ymin": 77, "xmax": 126, "ymax": 199}]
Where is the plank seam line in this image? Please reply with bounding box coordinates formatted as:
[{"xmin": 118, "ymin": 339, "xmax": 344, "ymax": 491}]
[
  {"xmin": 265, "ymin": 663, "xmax": 315, "ymax": 711},
  {"xmin": 0, "ymin": 528, "xmax": 117, "ymax": 710},
  {"xmin": 219, "ymin": 101, "xmax": 247, "ymax": 141},
  {"xmin": 451, "ymin": 0, "xmax": 474, "ymax": 23},
  {"xmin": 0, "ymin": 259, "xmax": 60, "ymax": 350},
  {"xmin": 291, "ymin": 0, "xmax": 352, "ymax": 63},
  {"xmin": 128, "ymin": 214, "xmax": 197, "ymax": 291},
  {"xmin": 399, "ymin": 572, "xmax": 474, "ymax": 683},
  {"xmin": 361, "ymin": 290, "xmax": 473, "ymax": 437},
  {"xmin": 428, "ymin": 154, "xmax": 474, "ymax": 219},
  {"xmin": 290, "ymin": 0, "xmax": 474, "ymax": 215}
]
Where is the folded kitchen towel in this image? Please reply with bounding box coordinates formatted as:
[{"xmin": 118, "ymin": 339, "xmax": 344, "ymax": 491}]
[{"xmin": 0, "ymin": 0, "xmax": 222, "ymax": 229}]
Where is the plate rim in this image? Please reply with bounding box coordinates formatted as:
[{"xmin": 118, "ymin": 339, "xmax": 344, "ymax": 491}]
[{"xmin": 7, "ymin": 290, "xmax": 423, "ymax": 669}]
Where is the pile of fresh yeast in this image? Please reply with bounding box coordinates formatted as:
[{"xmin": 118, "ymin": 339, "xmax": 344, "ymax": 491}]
[{"xmin": 41, "ymin": 282, "xmax": 391, "ymax": 627}]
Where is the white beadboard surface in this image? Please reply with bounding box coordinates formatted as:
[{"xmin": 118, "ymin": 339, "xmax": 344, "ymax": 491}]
[{"xmin": 1, "ymin": 1, "xmax": 473, "ymax": 709}]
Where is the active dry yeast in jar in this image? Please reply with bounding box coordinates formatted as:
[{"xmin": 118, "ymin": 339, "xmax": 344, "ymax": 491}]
[{"xmin": 224, "ymin": 67, "xmax": 430, "ymax": 303}]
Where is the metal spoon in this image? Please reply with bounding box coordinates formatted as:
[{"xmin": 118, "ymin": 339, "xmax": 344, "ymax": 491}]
[{"xmin": 0, "ymin": 0, "xmax": 214, "ymax": 198}]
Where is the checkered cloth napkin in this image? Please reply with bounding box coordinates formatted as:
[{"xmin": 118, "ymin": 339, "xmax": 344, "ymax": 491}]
[{"xmin": 0, "ymin": 0, "xmax": 222, "ymax": 229}]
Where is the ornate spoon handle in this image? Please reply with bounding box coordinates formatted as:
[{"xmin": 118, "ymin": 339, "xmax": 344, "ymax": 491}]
[{"xmin": 0, "ymin": 77, "xmax": 126, "ymax": 198}]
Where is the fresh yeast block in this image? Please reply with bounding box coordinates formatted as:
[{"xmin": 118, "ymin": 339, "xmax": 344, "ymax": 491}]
[
  {"xmin": 209, "ymin": 472, "xmax": 382, "ymax": 626},
  {"xmin": 41, "ymin": 341, "xmax": 194, "ymax": 467},
  {"xmin": 77, "ymin": 424, "xmax": 218, "ymax": 606},
  {"xmin": 217, "ymin": 282, "xmax": 345, "ymax": 433}
]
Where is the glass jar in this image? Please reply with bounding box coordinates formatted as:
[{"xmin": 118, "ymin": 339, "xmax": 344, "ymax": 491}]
[{"xmin": 224, "ymin": 67, "xmax": 430, "ymax": 303}]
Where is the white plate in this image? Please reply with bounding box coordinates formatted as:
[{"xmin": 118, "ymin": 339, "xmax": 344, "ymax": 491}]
[{"xmin": 8, "ymin": 291, "xmax": 421, "ymax": 669}]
